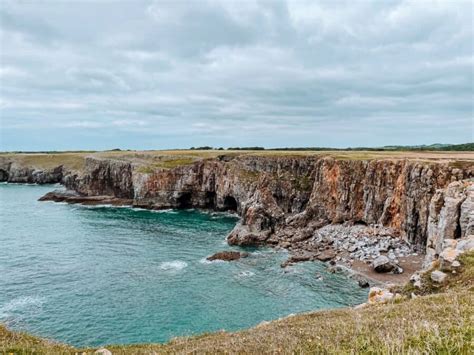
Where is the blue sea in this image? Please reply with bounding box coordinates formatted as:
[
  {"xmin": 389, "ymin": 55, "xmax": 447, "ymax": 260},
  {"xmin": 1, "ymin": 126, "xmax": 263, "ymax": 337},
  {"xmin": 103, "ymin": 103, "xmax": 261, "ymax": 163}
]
[{"xmin": 0, "ymin": 183, "xmax": 367, "ymax": 347}]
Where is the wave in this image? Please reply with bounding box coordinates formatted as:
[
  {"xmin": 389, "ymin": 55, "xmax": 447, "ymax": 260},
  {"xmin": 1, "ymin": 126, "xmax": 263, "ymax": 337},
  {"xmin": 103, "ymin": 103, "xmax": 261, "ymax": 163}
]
[
  {"xmin": 158, "ymin": 260, "xmax": 188, "ymax": 271},
  {"xmin": 237, "ymin": 270, "xmax": 255, "ymax": 278}
]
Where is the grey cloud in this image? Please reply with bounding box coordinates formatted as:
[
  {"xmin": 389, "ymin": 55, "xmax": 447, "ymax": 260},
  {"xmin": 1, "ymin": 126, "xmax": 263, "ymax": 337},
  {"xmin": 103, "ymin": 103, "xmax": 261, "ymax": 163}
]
[{"xmin": 0, "ymin": 0, "xmax": 472, "ymax": 151}]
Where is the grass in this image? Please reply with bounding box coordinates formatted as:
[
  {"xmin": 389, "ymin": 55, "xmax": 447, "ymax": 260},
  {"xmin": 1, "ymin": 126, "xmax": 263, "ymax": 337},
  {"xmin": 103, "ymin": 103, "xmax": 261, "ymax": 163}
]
[
  {"xmin": 136, "ymin": 157, "xmax": 197, "ymax": 173},
  {"xmin": 2, "ymin": 252, "xmax": 473, "ymax": 354},
  {"xmin": 0, "ymin": 153, "xmax": 86, "ymax": 171},
  {"xmin": 2, "ymin": 150, "xmax": 473, "ymax": 175},
  {"xmin": 1, "ymin": 292, "xmax": 472, "ymax": 354},
  {"xmin": 0, "ymin": 325, "xmax": 73, "ymax": 354}
]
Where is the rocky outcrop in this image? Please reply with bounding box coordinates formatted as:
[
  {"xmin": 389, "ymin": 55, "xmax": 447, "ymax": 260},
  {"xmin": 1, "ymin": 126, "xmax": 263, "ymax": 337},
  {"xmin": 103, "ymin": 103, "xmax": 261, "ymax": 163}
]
[
  {"xmin": 66, "ymin": 157, "xmax": 134, "ymax": 198},
  {"xmin": 425, "ymin": 180, "xmax": 474, "ymax": 266},
  {"xmin": 206, "ymin": 251, "xmax": 248, "ymax": 261}
]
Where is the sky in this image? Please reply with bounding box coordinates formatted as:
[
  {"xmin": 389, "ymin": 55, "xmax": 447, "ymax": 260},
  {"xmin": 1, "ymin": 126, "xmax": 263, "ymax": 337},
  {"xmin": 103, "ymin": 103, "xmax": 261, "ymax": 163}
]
[{"xmin": 0, "ymin": 0, "xmax": 472, "ymax": 151}]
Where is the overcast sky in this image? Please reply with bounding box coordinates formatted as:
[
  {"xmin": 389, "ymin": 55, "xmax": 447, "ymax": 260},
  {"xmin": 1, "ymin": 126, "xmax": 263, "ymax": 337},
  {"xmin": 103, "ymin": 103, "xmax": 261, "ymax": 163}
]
[{"xmin": 0, "ymin": 0, "xmax": 472, "ymax": 150}]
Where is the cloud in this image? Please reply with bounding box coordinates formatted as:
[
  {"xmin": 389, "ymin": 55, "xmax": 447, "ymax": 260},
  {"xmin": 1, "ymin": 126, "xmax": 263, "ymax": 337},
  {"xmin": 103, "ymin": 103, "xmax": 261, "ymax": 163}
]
[{"xmin": 0, "ymin": 0, "xmax": 472, "ymax": 151}]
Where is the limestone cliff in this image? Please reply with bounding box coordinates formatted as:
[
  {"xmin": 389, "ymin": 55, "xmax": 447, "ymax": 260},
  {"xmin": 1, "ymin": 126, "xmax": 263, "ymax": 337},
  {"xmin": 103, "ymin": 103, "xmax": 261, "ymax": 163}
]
[
  {"xmin": 2, "ymin": 153, "xmax": 472, "ymax": 255},
  {"xmin": 57, "ymin": 155, "xmax": 472, "ymax": 250},
  {"xmin": 0, "ymin": 158, "xmax": 63, "ymax": 184}
]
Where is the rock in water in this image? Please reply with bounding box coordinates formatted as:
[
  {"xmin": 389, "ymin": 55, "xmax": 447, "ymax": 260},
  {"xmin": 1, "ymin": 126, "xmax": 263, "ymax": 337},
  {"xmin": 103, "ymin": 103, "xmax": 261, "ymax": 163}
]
[
  {"xmin": 372, "ymin": 255, "xmax": 394, "ymax": 273},
  {"xmin": 431, "ymin": 270, "xmax": 447, "ymax": 283},
  {"xmin": 206, "ymin": 251, "xmax": 248, "ymax": 261},
  {"xmin": 358, "ymin": 279, "xmax": 370, "ymax": 288}
]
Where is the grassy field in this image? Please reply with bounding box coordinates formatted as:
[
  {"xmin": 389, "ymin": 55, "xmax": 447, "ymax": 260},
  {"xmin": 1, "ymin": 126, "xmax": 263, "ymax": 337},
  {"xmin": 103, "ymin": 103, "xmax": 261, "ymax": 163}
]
[
  {"xmin": 2, "ymin": 252, "xmax": 473, "ymax": 354},
  {"xmin": 1, "ymin": 149, "xmax": 473, "ymax": 173}
]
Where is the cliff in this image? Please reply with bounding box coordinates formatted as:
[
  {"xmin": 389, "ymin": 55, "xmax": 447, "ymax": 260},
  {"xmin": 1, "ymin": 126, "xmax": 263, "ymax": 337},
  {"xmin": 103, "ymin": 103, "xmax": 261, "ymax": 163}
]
[
  {"xmin": 2, "ymin": 151, "xmax": 473, "ymax": 256},
  {"xmin": 51, "ymin": 154, "xmax": 474, "ymax": 249}
]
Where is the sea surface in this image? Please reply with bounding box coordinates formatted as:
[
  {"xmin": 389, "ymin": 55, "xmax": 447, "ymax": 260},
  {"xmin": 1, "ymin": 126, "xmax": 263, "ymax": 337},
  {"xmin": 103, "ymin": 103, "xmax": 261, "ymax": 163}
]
[{"xmin": 0, "ymin": 183, "xmax": 368, "ymax": 347}]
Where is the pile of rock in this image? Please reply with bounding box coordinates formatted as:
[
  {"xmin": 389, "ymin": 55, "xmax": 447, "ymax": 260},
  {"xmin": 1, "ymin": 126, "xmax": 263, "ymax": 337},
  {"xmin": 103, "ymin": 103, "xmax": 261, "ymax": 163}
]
[{"xmin": 279, "ymin": 224, "xmax": 416, "ymax": 274}]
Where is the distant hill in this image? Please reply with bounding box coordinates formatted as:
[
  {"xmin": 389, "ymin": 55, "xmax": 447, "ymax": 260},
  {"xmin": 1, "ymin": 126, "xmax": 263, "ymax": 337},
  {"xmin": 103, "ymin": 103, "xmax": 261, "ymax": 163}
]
[
  {"xmin": 372, "ymin": 143, "xmax": 474, "ymax": 151},
  {"xmin": 266, "ymin": 142, "xmax": 474, "ymax": 152}
]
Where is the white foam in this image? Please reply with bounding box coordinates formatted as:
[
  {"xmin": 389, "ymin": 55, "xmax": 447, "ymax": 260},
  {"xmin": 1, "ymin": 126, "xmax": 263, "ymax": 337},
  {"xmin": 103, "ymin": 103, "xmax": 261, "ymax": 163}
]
[
  {"xmin": 0, "ymin": 296, "xmax": 44, "ymax": 318},
  {"xmin": 159, "ymin": 260, "xmax": 188, "ymax": 271},
  {"xmin": 199, "ymin": 257, "xmax": 224, "ymax": 264},
  {"xmin": 238, "ymin": 270, "xmax": 255, "ymax": 278},
  {"xmin": 149, "ymin": 209, "xmax": 174, "ymax": 213}
]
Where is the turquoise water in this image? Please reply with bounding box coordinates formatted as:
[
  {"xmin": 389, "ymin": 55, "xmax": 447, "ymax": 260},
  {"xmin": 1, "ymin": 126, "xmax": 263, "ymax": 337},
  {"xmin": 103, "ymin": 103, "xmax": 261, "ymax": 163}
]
[{"xmin": 0, "ymin": 184, "xmax": 368, "ymax": 347}]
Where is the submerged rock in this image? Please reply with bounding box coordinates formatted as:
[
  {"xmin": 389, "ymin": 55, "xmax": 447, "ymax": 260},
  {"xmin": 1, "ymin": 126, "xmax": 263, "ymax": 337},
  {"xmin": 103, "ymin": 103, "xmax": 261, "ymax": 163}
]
[{"xmin": 206, "ymin": 251, "xmax": 248, "ymax": 261}]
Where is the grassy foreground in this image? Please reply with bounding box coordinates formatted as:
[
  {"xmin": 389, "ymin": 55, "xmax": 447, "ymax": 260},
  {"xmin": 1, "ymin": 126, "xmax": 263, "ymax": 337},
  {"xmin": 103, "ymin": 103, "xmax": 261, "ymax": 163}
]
[
  {"xmin": 1, "ymin": 252, "xmax": 473, "ymax": 354},
  {"xmin": 1, "ymin": 292, "xmax": 472, "ymax": 354}
]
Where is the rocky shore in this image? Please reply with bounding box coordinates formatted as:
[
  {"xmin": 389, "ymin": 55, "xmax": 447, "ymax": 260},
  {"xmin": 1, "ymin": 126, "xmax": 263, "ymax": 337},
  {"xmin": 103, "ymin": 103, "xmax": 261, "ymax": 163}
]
[{"xmin": 1, "ymin": 151, "xmax": 473, "ymax": 286}]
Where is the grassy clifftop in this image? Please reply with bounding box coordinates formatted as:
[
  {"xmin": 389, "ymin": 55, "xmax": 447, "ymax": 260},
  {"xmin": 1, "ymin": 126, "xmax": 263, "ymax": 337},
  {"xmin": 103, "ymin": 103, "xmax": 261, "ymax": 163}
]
[
  {"xmin": 1, "ymin": 149, "xmax": 473, "ymax": 174},
  {"xmin": 2, "ymin": 252, "xmax": 473, "ymax": 354}
]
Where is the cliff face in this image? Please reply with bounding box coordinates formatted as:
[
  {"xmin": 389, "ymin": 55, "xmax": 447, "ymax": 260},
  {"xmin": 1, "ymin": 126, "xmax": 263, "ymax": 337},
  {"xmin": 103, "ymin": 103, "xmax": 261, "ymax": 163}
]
[
  {"xmin": 0, "ymin": 158, "xmax": 64, "ymax": 184},
  {"xmin": 61, "ymin": 155, "xmax": 472, "ymax": 249},
  {"xmin": 3, "ymin": 152, "xmax": 472, "ymax": 252}
]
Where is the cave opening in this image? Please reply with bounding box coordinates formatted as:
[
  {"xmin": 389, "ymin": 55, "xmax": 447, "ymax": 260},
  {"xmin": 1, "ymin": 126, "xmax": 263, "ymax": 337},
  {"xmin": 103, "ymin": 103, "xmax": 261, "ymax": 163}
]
[
  {"xmin": 177, "ymin": 192, "xmax": 193, "ymax": 209},
  {"xmin": 223, "ymin": 195, "xmax": 238, "ymax": 212}
]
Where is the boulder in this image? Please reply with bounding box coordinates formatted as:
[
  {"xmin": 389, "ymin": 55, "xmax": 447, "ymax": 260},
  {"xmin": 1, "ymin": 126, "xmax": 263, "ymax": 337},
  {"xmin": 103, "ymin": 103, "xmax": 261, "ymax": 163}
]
[
  {"xmin": 368, "ymin": 287, "xmax": 394, "ymax": 304},
  {"xmin": 206, "ymin": 251, "xmax": 248, "ymax": 262},
  {"xmin": 440, "ymin": 247, "xmax": 461, "ymax": 263},
  {"xmin": 316, "ymin": 250, "xmax": 336, "ymax": 262},
  {"xmin": 372, "ymin": 256, "xmax": 395, "ymax": 273},
  {"xmin": 456, "ymin": 235, "xmax": 474, "ymax": 252},
  {"xmin": 358, "ymin": 279, "xmax": 370, "ymax": 288},
  {"xmin": 431, "ymin": 270, "xmax": 447, "ymax": 283},
  {"xmin": 290, "ymin": 252, "xmax": 313, "ymax": 262}
]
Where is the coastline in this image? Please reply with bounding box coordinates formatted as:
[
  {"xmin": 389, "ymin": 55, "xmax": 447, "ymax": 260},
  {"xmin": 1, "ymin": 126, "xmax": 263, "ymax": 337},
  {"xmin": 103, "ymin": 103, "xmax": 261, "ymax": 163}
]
[{"xmin": 1, "ymin": 150, "xmax": 473, "ymax": 352}]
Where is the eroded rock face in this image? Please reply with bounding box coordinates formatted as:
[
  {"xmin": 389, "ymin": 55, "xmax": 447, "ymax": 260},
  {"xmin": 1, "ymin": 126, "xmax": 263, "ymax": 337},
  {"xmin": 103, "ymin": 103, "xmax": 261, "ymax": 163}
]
[
  {"xmin": 425, "ymin": 180, "xmax": 474, "ymax": 267},
  {"xmin": 56, "ymin": 155, "xmax": 472, "ymax": 253}
]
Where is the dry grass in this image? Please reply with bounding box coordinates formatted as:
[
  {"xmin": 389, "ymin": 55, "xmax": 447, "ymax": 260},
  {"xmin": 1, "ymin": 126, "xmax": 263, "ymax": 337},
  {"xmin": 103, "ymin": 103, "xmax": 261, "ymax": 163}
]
[
  {"xmin": 0, "ymin": 153, "xmax": 86, "ymax": 171},
  {"xmin": 2, "ymin": 150, "xmax": 473, "ymax": 174},
  {"xmin": 0, "ymin": 325, "xmax": 73, "ymax": 354}
]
